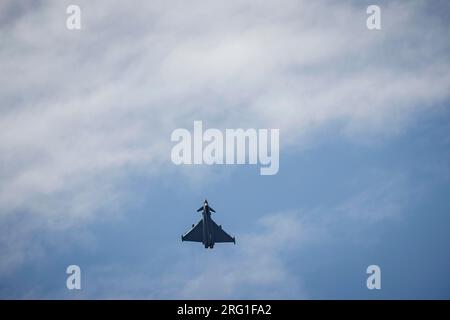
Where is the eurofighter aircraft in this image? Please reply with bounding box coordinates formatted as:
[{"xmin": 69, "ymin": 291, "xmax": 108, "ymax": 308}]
[{"xmin": 181, "ymin": 200, "xmax": 236, "ymax": 248}]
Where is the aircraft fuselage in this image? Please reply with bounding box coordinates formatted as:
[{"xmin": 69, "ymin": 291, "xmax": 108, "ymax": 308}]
[{"xmin": 201, "ymin": 206, "xmax": 214, "ymax": 248}]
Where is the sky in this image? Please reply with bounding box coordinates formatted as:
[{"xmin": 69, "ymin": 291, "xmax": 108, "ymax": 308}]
[{"xmin": 0, "ymin": 0, "xmax": 450, "ymax": 299}]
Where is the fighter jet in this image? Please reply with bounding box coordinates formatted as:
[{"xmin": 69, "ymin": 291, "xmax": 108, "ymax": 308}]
[{"xmin": 182, "ymin": 200, "xmax": 235, "ymax": 249}]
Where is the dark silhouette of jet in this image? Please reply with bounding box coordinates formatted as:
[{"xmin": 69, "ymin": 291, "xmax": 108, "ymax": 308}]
[{"xmin": 182, "ymin": 200, "xmax": 235, "ymax": 248}]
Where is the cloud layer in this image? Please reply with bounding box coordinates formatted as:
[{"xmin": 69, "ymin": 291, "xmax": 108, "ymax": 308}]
[{"xmin": 1, "ymin": 0, "xmax": 450, "ymax": 276}]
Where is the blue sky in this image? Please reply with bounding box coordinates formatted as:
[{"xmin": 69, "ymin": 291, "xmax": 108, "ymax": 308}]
[{"xmin": 0, "ymin": 0, "xmax": 450, "ymax": 299}]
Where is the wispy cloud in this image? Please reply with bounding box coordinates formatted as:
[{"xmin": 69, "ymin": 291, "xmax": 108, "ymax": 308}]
[{"xmin": 0, "ymin": 0, "xmax": 449, "ymax": 275}]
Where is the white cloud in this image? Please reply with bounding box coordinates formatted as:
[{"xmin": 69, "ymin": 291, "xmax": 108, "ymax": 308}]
[{"xmin": 0, "ymin": 0, "xmax": 449, "ymax": 272}]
